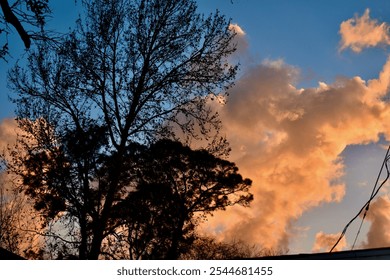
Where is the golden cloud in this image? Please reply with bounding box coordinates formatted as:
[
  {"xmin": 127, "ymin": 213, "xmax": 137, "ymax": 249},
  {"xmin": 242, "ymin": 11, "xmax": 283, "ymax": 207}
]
[
  {"xmin": 360, "ymin": 196, "xmax": 390, "ymax": 249},
  {"xmin": 313, "ymin": 231, "xmax": 347, "ymax": 252},
  {"xmin": 200, "ymin": 54, "xmax": 390, "ymax": 251},
  {"xmin": 339, "ymin": 9, "xmax": 390, "ymax": 53}
]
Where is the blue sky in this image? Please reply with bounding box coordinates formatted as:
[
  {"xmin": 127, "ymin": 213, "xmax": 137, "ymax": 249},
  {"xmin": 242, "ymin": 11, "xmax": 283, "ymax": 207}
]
[
  {"xmin": 2, "ymin": 0, "xmax": 390, "ymax": 254},
  {"xmin": 198, "ymin": 0, "xmax": 390, "ymax": 83}
]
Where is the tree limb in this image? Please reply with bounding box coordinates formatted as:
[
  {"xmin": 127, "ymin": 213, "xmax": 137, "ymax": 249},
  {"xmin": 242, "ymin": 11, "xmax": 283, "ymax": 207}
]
[{"xmin": 0, "ymin": 0, "xmax": 31, "ymax": 48}]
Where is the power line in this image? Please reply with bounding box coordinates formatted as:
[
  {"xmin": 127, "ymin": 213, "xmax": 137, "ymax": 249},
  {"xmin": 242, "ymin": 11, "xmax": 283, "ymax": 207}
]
[
  {"xmin": 330, "ymin": 144, "xmax": 390, "ymax": 253},
  {"xmin": 350, "ymin": 207, "xmax": 368, "ymax": 250}
]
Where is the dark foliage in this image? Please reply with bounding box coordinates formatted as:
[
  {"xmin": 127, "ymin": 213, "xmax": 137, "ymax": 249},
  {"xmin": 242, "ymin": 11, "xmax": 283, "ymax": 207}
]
[
  {"xmin": 180, "ymin": 236, "xmax": 286, "ymax": 260},
  {"xmin": 108, "ymin": 140, "xmax": 252, "ymax": 259}
]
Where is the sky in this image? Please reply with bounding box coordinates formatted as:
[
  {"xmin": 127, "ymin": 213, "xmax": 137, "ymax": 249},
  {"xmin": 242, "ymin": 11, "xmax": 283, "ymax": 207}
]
[{"xmin": 2, "ymin": 0, "xmax": 390, "ymax": 255}]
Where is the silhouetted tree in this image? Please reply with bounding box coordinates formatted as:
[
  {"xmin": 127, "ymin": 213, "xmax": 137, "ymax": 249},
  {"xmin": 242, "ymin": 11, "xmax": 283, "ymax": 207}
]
[
  {"xmin": 6, "ymin": 120, "xmax": 110, "ymax": 259},
  {"xmin": 0, "ymin": 172, "xmax": 45, "ymax": 259},
  {"xmin": 107, "ymin": 140, "xmax": 252, "ymax": 259},
  {"xmin": 180, "ymin": 236, "xmax": 261, "ymax": 260},
  {"xmin": 180, "ymin": 236, "xmax": 288, "ymax": 260},
  {"xmin": 6, "ymin": 0, "xmax": 238, "ymax": 259},
  {"xmin": 0, "ymin": 179, "xmax": 21, "ymax": 253}
]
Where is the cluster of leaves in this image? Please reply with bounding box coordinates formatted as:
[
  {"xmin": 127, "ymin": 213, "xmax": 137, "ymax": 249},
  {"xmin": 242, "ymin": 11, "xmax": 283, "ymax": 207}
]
[
  {"xmin": 107, "ymin": 140, "xmax": 252, "ymax": 259},
  {"xmin": 8, "ymin": 128, "xmax": 253, "ymax": 259}
]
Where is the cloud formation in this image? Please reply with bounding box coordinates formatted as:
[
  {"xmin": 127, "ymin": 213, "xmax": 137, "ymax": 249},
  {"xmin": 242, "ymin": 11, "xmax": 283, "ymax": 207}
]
[
  {"xmin": 199, "ymin": 22, "xmax": 390, "ymax": 251},
  {"xmin": 339, "ymin": 9, "xmax": 390, "ymax": 53},
  {"xmin": 312, "ymin": 231, "xmax": 347, "ymax": 252},
  {"xmin": 229, "ymin": 23, "xmax": 249, "ymax": 62},
  {"xmin": 360, "ymin": 196, "xmax": 390, "ymax": 249},
  {"xmin": 0, "ymin": 118, "xmax": 19, "ymax": 152}
]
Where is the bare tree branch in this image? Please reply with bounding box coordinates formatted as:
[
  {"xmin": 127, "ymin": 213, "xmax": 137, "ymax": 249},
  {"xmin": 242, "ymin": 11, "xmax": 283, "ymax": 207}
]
[{"xmin": 0, "ymin": 0, "xmax": 31, "ymax": 48}]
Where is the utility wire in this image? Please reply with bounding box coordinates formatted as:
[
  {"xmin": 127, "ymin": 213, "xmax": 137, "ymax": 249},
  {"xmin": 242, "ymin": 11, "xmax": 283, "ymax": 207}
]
[
  {"xmin": 351, "ymin": 154, "xmax": 390, "ymax": 250},
  {"xmin": 351, "ymin": 210, "xmax": 366, "ymax": 250},
  {"xmin": 330, "ymin": 144, "xmax": 390, "ymax": 253}
]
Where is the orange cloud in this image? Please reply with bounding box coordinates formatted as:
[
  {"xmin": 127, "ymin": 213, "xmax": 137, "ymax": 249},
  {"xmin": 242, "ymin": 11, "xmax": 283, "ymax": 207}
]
[
  {"xmin": 199, "ymin": 52, "xmax": 390, "ymax": 251},
  {"xmin": 360, "ymin": 196, "xmax": 390, "ymax": 249},
  {"xmin": 229, "ymin": 23, "xmax": 246, "ymax": 36},
  {"xmin": 313, "ymin": 231, "xmax": 347, "ymax": 252},
  {"xmin": 0, "ymin": 118, "xmax": 19, "ymax": 152},
  {"xmin": 339, "ymin": 9, "xmax": 390, "ymax": 53},
  {"xmin": 228, "ymin": 23, "xmax": 249, "ymax": 63}
]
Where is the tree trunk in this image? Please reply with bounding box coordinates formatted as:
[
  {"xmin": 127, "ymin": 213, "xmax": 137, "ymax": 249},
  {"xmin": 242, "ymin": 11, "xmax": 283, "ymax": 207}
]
[
  {"xmin": 166, "ymin": 217, "xmax": 185, "ymax": 260},
  {"xmin": 88, "ymin": 151, "xmax": 125, "ymax": 259}
]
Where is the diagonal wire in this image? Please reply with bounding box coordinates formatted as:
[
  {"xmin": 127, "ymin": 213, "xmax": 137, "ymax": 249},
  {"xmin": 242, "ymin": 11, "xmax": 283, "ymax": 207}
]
[
  {"xmin": 330, "ymin": 144, "xmax": 390, "ymax": 253},
  {"xmin": 351, "ymin": 155, "xmax": 390, "ymax": 250}
]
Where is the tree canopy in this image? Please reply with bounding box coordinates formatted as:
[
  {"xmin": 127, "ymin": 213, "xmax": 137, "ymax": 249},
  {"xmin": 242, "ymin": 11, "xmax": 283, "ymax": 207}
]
[
  {"xmin": 109, "ymin": 139, "xmax": 252, "ymax": 259},
  {"xmin": 5, "ymin": 0, "xmax": 251, "ymax": 259}
]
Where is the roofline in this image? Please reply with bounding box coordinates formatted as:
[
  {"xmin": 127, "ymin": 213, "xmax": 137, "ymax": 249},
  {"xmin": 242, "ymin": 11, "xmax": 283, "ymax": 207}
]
[
  {"xmin": 0, "ymin": 247, "xmax": 25, "ymax": 260},
  {"xmin": 254, "ymin": 247, "xmax": 390, "ymax": 260}
]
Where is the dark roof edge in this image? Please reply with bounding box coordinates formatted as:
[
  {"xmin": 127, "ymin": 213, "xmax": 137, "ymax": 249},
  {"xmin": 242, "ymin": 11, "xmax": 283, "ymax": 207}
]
[
  {"xmin": 0, "ymin": 247, "xmax": 25, "ymax": 260},
  {"xmin": 254, "ymin": 246, "xmax": 390, "ymax": 260}
]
